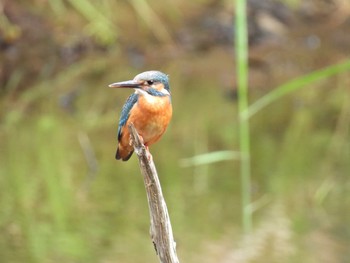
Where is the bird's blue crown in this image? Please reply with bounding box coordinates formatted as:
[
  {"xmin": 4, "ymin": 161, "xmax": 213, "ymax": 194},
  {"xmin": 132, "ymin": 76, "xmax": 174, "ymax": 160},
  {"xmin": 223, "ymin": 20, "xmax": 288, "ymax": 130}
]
[{"xmin": 135, "ymin": 70, "xmax": 170, "ymax": 92}]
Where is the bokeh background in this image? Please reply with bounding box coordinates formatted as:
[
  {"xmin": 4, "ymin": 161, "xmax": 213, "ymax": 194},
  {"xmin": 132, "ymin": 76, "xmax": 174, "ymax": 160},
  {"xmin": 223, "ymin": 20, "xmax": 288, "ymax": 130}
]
[{"xmin": 1, "ymin": 0, "xmax": 350, "ymax": 262}]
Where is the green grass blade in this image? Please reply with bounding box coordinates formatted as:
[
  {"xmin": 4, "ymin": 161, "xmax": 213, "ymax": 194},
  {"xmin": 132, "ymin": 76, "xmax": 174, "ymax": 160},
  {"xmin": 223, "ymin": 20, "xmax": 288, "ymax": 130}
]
[
  {"xmin": 179, "ymin": 151, "xmax": 241, "ymax": 167},
  {"xmin": 245, "ymin": 59, "xmax": 350, "ymax": 119},
  {"xmin": 235, "ymin": 0, "xmax": 252, "ymax": 234},
  {"xmin": 130, "ymin": 0, "xmax": 173, "ymax": 43},
  {"xmin": 66, "ymin": 0, "xmax": 116, "ymax": 44}
]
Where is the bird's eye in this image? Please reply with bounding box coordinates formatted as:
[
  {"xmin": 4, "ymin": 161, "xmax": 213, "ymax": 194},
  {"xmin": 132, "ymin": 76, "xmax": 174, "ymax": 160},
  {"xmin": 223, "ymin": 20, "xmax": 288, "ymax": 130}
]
[{"xmin": 146, "ymin": 80, "xmax": 154, "ymax": 85}]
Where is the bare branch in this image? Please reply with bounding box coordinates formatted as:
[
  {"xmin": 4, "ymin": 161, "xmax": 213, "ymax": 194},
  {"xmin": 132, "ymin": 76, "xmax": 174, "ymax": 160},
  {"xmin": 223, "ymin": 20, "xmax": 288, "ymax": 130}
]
[{"xmin": 128, "ymin": 123, "xmax": 180, "ymax": 263}]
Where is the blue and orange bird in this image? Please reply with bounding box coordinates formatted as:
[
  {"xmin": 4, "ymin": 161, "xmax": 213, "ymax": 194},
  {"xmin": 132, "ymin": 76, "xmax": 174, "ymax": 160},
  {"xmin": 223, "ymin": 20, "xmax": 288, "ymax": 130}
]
[{"xmin": 109, "ymin": 71, "xmax": 172, "ymax": 161}]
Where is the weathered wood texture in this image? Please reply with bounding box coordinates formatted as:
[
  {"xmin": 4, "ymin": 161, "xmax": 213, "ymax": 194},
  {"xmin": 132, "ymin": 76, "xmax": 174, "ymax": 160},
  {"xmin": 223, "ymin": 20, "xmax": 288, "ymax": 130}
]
[{"xmin": 128, "ymin": 123, "xmax": 180, "ymax": 263}]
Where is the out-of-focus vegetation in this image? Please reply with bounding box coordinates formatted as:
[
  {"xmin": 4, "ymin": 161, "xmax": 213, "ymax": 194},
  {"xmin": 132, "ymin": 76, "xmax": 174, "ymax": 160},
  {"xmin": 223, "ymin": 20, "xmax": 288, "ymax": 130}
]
[{"xmin": 1, "ymin": 0, "xmax": 350, "ymax": 262}]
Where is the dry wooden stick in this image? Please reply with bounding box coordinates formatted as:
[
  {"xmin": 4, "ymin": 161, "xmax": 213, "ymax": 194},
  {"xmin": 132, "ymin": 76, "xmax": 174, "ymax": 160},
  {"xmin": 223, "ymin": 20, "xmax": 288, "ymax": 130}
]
[{"xmin": 128, "ymin": 123, "xmax": 180, "ymax": 263}]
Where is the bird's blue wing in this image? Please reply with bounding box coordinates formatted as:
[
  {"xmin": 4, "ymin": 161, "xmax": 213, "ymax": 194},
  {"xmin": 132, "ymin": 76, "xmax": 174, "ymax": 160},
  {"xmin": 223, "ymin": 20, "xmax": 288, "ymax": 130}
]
[{"xmin": 117, "ymin": 93, "xmax": 139, "ymax": 141}]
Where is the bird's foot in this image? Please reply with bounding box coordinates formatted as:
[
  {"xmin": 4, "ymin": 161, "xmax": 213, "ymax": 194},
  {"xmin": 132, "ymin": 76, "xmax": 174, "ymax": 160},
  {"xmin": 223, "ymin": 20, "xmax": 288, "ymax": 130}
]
[
  {"xmin": 139, "ymin": 135, "xmax": 145, "ymax": 145},
  {"xmin": 147, "ymin": 152, "xmax": 153, "ymax": 162},
  {"xmin": 144, "ymin": 144, "xmax": 153, "ymax": 162}
]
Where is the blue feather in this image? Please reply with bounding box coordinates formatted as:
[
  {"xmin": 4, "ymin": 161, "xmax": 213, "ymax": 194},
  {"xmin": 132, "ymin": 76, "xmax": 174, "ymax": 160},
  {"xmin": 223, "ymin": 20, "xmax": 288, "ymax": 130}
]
[
  {"xmin": 117, "ymin": 93, "xmax": 139, "ymax": 140},
  {"xmin": 146, "ymin": 88, "xmax": 168, "ymax": 97}
]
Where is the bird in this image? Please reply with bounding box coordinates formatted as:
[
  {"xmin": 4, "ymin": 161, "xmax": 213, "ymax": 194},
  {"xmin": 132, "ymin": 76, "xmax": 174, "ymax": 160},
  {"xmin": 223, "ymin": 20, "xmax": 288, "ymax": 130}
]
[{"xmin": 109, "ymin": 70, "xmax": 172, "ymax": 161}]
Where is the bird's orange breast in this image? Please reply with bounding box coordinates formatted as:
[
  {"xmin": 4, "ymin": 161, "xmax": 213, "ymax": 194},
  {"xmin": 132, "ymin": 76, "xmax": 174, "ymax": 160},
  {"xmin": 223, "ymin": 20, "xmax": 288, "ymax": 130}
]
[
  {"xmin": 117, "ymin": 94, "xmax": 172, "ymax": 160},
  {"xmin": 129, "ymin": 95, "xmax": 172, "ymax": 145}
]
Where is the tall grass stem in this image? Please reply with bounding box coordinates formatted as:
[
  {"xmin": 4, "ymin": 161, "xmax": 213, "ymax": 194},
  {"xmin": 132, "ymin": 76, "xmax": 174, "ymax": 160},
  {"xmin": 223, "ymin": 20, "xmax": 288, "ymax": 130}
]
[{"xmin": 235, "ymin": 0, "xmax": 252, "ymax": 234}]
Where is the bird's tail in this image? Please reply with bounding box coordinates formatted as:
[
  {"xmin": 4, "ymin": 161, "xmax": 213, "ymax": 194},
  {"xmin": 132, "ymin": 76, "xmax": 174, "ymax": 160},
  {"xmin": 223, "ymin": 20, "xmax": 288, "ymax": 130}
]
[{"xmin": 115, "ymin": 147, "xmax": 133, "ymax": 161}]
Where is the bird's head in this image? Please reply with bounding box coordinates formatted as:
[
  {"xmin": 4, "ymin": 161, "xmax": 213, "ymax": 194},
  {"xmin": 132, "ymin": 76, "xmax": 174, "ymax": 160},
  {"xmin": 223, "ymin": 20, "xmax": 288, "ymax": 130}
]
[{"xmin": 109, "ymin": 70, "xmax": 170, "ymax": 97}]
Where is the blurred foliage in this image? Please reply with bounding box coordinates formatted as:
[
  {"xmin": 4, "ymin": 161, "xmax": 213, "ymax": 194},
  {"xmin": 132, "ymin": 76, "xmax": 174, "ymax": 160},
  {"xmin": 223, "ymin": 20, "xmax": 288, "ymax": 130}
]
[{"xmin": 1, "ymin": 0, "xmax": 350, "ymax": 262}]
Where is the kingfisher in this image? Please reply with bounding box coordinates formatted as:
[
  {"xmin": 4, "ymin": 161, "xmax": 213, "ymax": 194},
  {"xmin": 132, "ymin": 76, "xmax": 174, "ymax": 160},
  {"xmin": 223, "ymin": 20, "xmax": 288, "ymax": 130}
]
[{"xmin": 109, "ymin": 71, "xmax": 172, "ymax": 161}]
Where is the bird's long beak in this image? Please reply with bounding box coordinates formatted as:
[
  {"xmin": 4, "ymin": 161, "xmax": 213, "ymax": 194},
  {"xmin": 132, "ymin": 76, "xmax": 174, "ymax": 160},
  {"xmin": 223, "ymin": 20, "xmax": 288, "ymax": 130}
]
[{"xmin": 108, "ymin": 80, "xmax": 143, "ymax": 89}]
